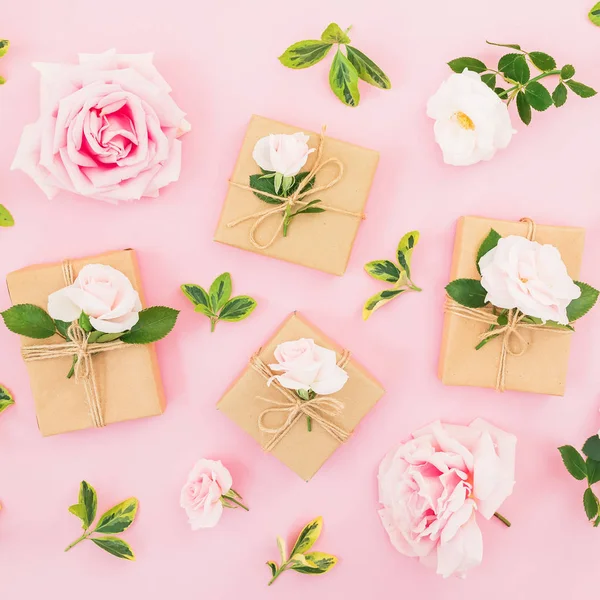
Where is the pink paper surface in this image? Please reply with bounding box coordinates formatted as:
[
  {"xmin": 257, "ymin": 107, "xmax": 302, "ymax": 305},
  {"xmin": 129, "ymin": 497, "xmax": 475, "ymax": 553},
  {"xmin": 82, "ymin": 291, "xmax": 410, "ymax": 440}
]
[{"xmin": 0, "ymin": 1, "xmax": 599, "ymax": 598}]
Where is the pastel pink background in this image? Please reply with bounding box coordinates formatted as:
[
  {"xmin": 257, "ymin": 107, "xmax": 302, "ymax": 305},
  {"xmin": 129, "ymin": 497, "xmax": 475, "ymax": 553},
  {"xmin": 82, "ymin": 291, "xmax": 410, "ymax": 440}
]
[{"xmin": 1, "ymin": 0, "xmax": 599, "ymax": 597}]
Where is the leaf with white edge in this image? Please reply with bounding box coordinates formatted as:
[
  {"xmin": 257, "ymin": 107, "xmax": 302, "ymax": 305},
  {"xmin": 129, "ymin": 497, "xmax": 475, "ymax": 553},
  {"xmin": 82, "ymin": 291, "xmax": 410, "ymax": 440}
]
[
  {"xmin": 584, "ymin": 487, "xmax": 599, "ymax": 520},
  {"xmin": 566, "ymin": 282, "xmax": 599, "ymax": 322},
  {"xmin": 0, "ymin": 384, "xmax": 14, "ymax": 414},
  {"xmin": 279, "ymin": 40, "xmax": 333, "ymax": 69},
  {"xmin": 445, "ymin": 279, "xmax": 488, "ymax": 308},
  {"xmin": 1, "ymin": 304, "xmax": 56, "ymax": 339},
  {"xmin": 0, "ymin": 40, "xmax": 9, "ymax": 57},
  {"xmin": 0, "ymin": 204, "xmax": 15, "ymax": 227},
  {"xmin": 209, "ymin": 273, "xmax": 232, "ymax": 312},
  {"xmin": 582, "ymin": 434, "xmax": 600, "ymax": 461},
  {"xmin": 91, "ymin": 536, "xmax": 135, "ymax": 561},
  {"xmin": 120, "ymin": 307, "xmax": 179, "ymax": 344},
  {"xmin": 486, "ymin": 41, "xmax": 522, "ymax": 50},
  {"xmin": 525, "ymin": 81, "xmax": 553, "ymax": 111},
  {"xmin": 589, "ymin": 2, "xmax": 600, "ymax": 25},
  {"xmin": 346, "ymin": 45, "xmax": 391, "ymax": 89},
  {"xmin": 552, "ymin": 82, "xmax": 568, "ymax": 108},
  {"xmin": 94, "ymin": 497, "xmax": 138, "ymax": 534},
  {"xmin": 289, "ymin": 553, "xmax": 315, "ymax": 569},
  {"xmin": 78, "ymin": 481, "xmax": 97, "ymax": 530},
  {"xmin": 447, "ymin": 57, "xmax": 487, "ymax": 73},
  {"xmin": 481, "ymin": 73, "xmax": 496, "ymax": 89},
  {"xmin": 181, "ymin": 284, "xmax": 212, "ymax": 311},
  {"xmin": 587, "ymin": 458, "xmax": 600, "ymax": 485},
  {"xmin": 291, "ymin": 517, "xmax": 323, "ymax": 556},
  {"xmin": 498, "ymin": 53, "xmax": 530, "ymax": 84},
  {"xmin": 291, "ymin": 551, "xmax": 338, "ymax": 575},
  {"xmin": 565, "ymin": 80, "xmax": 597, "ymax": 98},
  {"xmin": 529, "ymin": 51, "xmax": 556, "ymax": 71},
  {"xmin": 68, "ymin": 504, "xmax": 88, "ymax": 526},
  {"xmin": 266, "ymin": 561, "xmax": 278, "ymax": 577},
  {"xmin": 516, "ymin": 91, "xmax": 532, "ymax": 125},
  {"xmin": 329, "ymin": 49, "xmax": 360, "ymax": 107},
  {"xmin": 561, "ymin": 64, "xmax": 575, "ymax": 80},
  {"xmin": 362, "ymin": 289, "xmax": 406, "ymax": 320},
  {"xmin": 276, "ymin": 536, "xmax": 287, "ymax": 564},
  {"xmin": 320, "ymin": 23, "xmax": 350, "ymax": 44},
  {"xmin": 397, "ymin": 230, "xmax": 419, "ymax": 279},
  {"xmin": 476, "ymin": 229, "xmax": 502, "ymax": 273},
  {"xmin": 558, "ymin": 446, "xmax": 587, "ymax": 481},
  {"xmin": 218, "ymin": 296, "xmax": 257, "ymax": 322},
  {"xmin": 364, "ymin": 260, "xmax": 401, "ymax": 283}
]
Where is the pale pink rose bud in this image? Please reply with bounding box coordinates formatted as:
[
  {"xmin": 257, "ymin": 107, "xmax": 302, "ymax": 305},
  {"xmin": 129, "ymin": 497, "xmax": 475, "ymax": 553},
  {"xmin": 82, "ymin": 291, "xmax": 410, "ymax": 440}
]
[{"xmin": 252, "ymin": 133, "xmax": 315, "ymax": 177}]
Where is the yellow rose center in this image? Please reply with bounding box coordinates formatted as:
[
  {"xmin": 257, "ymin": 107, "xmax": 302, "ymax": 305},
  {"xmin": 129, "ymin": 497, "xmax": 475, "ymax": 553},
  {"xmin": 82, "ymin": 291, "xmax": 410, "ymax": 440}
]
[
  {"xmin": 520, "ymin": 277, "xmax": 529, "ymax": 284},
  {"xmin": 454, "ymin": 111, "xmax": 475, "ymax": 130}
]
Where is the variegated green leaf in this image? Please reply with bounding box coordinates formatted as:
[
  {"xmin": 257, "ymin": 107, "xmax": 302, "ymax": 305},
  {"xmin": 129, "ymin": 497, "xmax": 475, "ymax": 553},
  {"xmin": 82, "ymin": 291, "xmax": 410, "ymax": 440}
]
[
  {"xmin": 218, "ymin": 296, "xmax": 257, "ymax": 322},
  {"xmin": 78, "ymin": 481, "xmax": 97, "ymax": 529},
  {"xmin": 209, "ymin": 273, "xmax": 232, "ymax": 312},
  {"xmin": 94, "ymin": 497, "xmax": 138, "ymax": 534},
  {"xmin": 291, "ymin": 551, "xmax": 337, "ymax": 574},
  {"xmin": 266, "ymin": 561, "xmax": 278, "ymax": 577},
  {"xmin": 277, "ymin": 536, "xmax": 287, "ymax": 563},
  {"xmin": 0, "ymin": 40, "xmax": 9, "ymax": 58},
  {"xmin": 0, "ymin": 384, "xmax": 14, "ymax": 414},
  {"xmin": 181, "ymin": 283, "xmax": 213, "ymax": 317},
  {"xmin": 362, "ymin": 289, "xmax": 405, "ymax": 320},
  {"xmin": 321, "ymin": 23, "xmax": 350, "ymax": 44},
  {"xmin": 346, "ymin": 45, "xmax": 391, "ymax": 89},
  {"xmin": 329, "ymin": 49, "xmax": 360, "ymax": 107},
  {"xmin": 364, "ymin": 260, "xmax": 401, "ymax": 283},
  {"xmin": 291, "ymin": 517, "xmax": 322, "ymax": 556},
  {"xmin": 91, "ymin": 536, "xmax": 135, "ymax": 560},
  {"xmin": 279, "ymin": 40, "xmax": 333, "ymax": 69},
  {"xmin": 397, "ymin": 231, "xmax": 419, "ymax": 279},
  {"xmin": 0, "ymin": 204, "xmax": 15, "ymax": 227},
  {"xmin": 68, "ymin": 503, "xmax": 88, "ymax": 526}
]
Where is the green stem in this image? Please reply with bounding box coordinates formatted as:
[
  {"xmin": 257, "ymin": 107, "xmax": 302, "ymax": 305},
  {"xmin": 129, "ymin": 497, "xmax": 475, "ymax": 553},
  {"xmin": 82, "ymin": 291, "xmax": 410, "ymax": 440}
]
[
  {"xmin": 504, "ymin": 69, "xmax": 561, "ymax": 96},
  {"xmin": 210, "ymin": 318, "xmax": 217, "ymax": 333},
  {"xmin": 268, "ymin": 564, "xmax": 288, "ymax": 586},
  {"xmin": 307, "ymin": 415, "xmax": 312, "ymax": 432},
  {"xmin": 222, "ymin": 494, "xmax": 249, "ymax": 511},
  {"xmin": 66, "ymin": 355, "xmax": 77, "ymax": 379},
  {"xmin": 493, "ymin": 512, "xmax": 511, "ymax": 527},
  {"xmin": 64, "ymin": 532, "xmax": 90, "ymax": 552}
]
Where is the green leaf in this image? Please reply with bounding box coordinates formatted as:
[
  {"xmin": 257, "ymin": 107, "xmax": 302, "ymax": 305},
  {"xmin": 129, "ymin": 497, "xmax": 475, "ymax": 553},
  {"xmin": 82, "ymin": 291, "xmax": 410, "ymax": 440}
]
[
  {"xmin": 552, "ymin": 82, "xmax": 568, "ymax": 108},
  {"xmin": 78, "ymin": 312, "xmax": 93, "ymax": 333},
  {"xmin": 584, "ymin": 487, "xmax": 599, "ymax": 520},
  {"xmin": 276, "ymin": 536, "xmax": 287, "ymax": 563},
  {"xmin": 0, "ymin": 384, "xmax": 14, "ymax": 414},
  {"xmin": 120, "ymin": 307, "xmax": 179, "ymax": 344},
  {"xmin": 329, "ymin": 49, "xmax": 360, "ymax": 107},
  {"xmin": 481, "ymin": 73, "xmax": 496, "ymax": 89},
  {"xmin": 0, "ymin": 204, "xmax": 15, "ymax": 227},
  {"xmin": 589, "ymin": 2, "xmax": 600, "ymax": 25},
  {"xmin": 291, "ymin": 551, "xmax": 338, "ymax": 575},
  {"xmin": 94, "ymin": 332, "xmax": 124, "ymax": 343},
  {"xmin": 364, "ymin": 260, "xmax": 401, "ymax": 283},
  {"xmin": 516, "ymin": 91, "xmax": 532, "ymax": 125},
  {"xmin": 249, "ymin": 170, "xmax": 314, "ymax": 204},
  {"xmin": 296, "ymin": 388, "xmax": 311, "ymax": 401},
  {"xmin": 486, "ymin": 41, "xmax": 522, "ymax": 50},
  {"xmin": 209, "ymin": 273, "xmax": 232, "ymax": 312},
  {"xmin": 362, "ymin": 289, "xmax": 405, "ymax": 320},
  {"xmin": 279, "ymin": 40, "xmax": 333, "ymax": 69},
  {"xmin": 558, "ymin": 446, "xmax": 587, "ymax": 481},
  {"xmin": 266, "ymin": 561, "xmax": 278, "ymax": 577},
  {"xmin": 445, "ymin": 279, "xmax": 488, "ymax": 308},
  {"xmin": 396, "ymin": 230, "xmax": 419, "ymax": 279},
  {"xmin": 524, "ymin": 81, "xmax": 553, "ymax": 111},
  {"xmin": 582, "ymin": 435, "xmax": 600, "ymax": 461},
  {"xmin": 1, "ymin": 304, "xmax": 56, "ymax": 339},
  {"xmin": 68, "ymin": 504, "xmax": 88, "ymax": 525},
  {"xmin": 181, "ymin": 283, "xmax": 213, "ymax": 317},
  {"xmin": 566, "ymin": 282, "xmax": 599, "ymax": 322},
  {"xmin": 320, "ymin": 23, "xmax": 350, "ymax": 44},
  {"xmin": 0, "ymin": 40, "xmax": 9, "ymax": 58},
  {"xmin": 91, "ymin": 536, "xmax": 135, "ymax": 561},
  {"xmin": 587, "ymin": 458, "xmax": 600, "ymax": 485},
  {"xmin": 0, "ymin": 76, "xmax": 5, "ymax": 85},
  {"xmin": 54, "ymin": 319, "xmax": 72, "ymax": 339},
  {"xmin": 528, "ymin": 51, "xmax": 556, "ymax": 71},
  {"xmin": 94, "ymin": 497, "xmax": 138, "ymax": 534},
  {"xmin": 522, "ymin": 316, "xmax": 574, "ymax": 331},
  {"xmin": 476, "ymin": 229, "xmax": 502, "ymax": 273},
  {"xmin": 495, "ymin": 87, "xmax": 508, "ymax": 100},
  {"xmin": 218, "ymin": 296, "xmax": 257, "ymax": 322},
  {"xmin": 291, "ymin": 517, "xmax": 322, "ymax": 556},
  {"xmin": 447, "ymin": 57, "xmax": 487, "ymax": 74},
  {"xmin": 78, "ymin": 481, "xmax": 98, "ymax": 529},
  {"xmin": 565, "ymin": 80, "xmax": 597, "ymax": 98},
  {"xmin": 561, "ymin": 64, "xmax": 575, "ymax": 80},
  {"xmin": 498, "ymin": 53, "xmax": 530, "ymax": 84},
  {"xmin": 346, "ymin": 46, "xmax": 391, "ymax": 89}
]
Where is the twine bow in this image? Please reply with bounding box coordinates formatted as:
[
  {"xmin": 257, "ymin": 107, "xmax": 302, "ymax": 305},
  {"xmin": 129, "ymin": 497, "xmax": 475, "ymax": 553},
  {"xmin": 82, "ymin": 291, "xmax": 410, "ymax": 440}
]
[
  {"xmin": 445, "ymin": 217, "xmax": 571, "ymax": 392},
  {"xmin": 20, "ymin": 261, "xmax": 125, "ymax": 428},
  {"xmin": 226, "ymin": 127, "xmax": 364, "ymax": 250},
  {"xmin": 250, "ymin": 351, "xmax": 351, "ymax": 452}
]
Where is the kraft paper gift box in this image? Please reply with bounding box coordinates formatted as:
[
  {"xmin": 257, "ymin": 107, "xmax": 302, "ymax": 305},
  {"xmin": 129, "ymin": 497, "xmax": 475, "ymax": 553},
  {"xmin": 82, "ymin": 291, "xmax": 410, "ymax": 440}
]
[
  {"xmin": 438, "ymin": 215, "xmax": 586, "ymax": 395},
  {"xmin": 214, "ymin": 115, "xmax": 380, "ymax": 276},
  {"xmin": 217, "ymin": 312, "xmax": 385, "ymax": 481},
  {"xmin": 6, "ymin": 249, "xmax": 166, "ymax": 436}
]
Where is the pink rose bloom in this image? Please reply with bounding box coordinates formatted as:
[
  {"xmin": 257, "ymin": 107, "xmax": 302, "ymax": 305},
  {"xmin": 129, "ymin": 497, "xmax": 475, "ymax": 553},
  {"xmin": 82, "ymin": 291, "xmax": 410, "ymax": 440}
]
[
  {"xmin": 479, "ymin": 235, "xmax": 580, "ymax": 325},
  {"xmin": 378, "ymin": 419, "xmax": 516, "ymax": 578},
  {"xmin": 48, "ymin": 264, "xmax": 141, "ymax": 333},
  {"xmin": 11, "ymin": 49, "xmax": 190, "ymax": 203},
  {"xmin": 180, "ymin": 459, "xmax": 233, "ymax": 530},
  {"xmin": 269, "ymin": 338, "xmax": 349, "ymax": 395},
  {"xmin": 252, "ymin": 132, "xmax": 314, "ymax": 177}
]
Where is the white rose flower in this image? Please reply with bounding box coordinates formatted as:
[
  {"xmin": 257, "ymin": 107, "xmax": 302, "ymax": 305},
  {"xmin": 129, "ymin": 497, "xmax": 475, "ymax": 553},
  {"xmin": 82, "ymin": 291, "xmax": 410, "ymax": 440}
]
[
  {"xmin": 252, "ymin": 132, "xmax": 315, "ymax": 177},
  {"xmin": 426, "ymin": 69, "xmax": 515, "ymax": 166},
  {"xmin": 479, "ymin": 235, "xmax": 581, "ymax": 324}
]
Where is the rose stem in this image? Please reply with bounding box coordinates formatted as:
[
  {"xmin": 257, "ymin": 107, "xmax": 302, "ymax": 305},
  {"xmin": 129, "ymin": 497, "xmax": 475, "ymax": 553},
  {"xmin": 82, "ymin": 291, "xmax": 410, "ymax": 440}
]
[
  {"xmin": 307, "ymin": 416, "xmax": 312, "ymax": 432},
  {"xmin": 493, "ymin": 512, "xmax": 511, "ymax": 527},
  {"xmin": 223, "ymin": 495, "xmax": 249, "ymax": 511}
]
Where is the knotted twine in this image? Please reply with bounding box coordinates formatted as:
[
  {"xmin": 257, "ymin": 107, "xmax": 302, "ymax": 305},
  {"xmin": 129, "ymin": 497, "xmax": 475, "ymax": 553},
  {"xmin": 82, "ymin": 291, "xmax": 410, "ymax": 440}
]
[
  {"xmin": 444, "ymin": 218, "xmax": 571, "ymax": 392},
  {"xmin": 249, "ymin": 350, "xmax": 351, "ymax": 452},
  {"xmin": 226, "ymin": 126, "xmax": 365, "ymax": 250},
  {"xmin": 20, "ymin": 260, "xmax": 126, "ymax": 428}
]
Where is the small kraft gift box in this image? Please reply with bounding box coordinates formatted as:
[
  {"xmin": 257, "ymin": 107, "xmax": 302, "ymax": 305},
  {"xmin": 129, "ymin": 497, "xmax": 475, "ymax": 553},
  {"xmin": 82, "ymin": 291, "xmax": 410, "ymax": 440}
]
[{"xmin": 217, "ymin": 312, "xmax": 385, "ymax": 481}]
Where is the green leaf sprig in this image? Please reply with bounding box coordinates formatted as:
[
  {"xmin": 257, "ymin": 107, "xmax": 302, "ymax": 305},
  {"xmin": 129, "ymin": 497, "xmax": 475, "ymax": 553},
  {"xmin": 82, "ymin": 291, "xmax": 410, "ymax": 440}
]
[
  {"xmin": 0, "ymin": 384, "xmax": 14, "ymax": 415},
  {"xmin": 0, "ymin": 204, "xmax": 14, "ymax": 227},
  {"xmin": 1, "ymin": 304, "xmax": 179, "ymax": 378},
  {"xmin": 446, "ymin": 228, "xmax": 599, "ymax": 349},
  {"xmin": 589, "ymin": 3, "xmax": 600, "ymax": 26},
  {"xmin": 279, "ymin": 23, "xmax": 391, "ymax": 107},
  {"xmin": 559, "ymin": 435, "xmax": 600, "ymax": 526},
  {"xmin": 363, "ymin": 231, "xmax": 422, "ymax": 320},
  {"xmin": 267, "ymin": 517, "xmax": 337, "ymax": 586},
  {"xmin": 448, "ymin": 41, "xmax": 597, "ymax": 126},
  {"xmin": 0, "ymin": 39, "xmax": 8, "ymax": 85},
  {"xmin": 65, "ymin": 481, "xmax": 138, "ymax": 560},
  {"xmin": 181, "ymin": 272, "xmax": 256, "ymax": 332}
]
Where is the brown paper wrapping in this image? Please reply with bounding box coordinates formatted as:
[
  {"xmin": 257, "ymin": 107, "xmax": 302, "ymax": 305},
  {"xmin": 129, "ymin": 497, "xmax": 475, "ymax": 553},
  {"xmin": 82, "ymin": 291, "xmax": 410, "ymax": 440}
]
[
  {"xmin": 217, "ymin": 312, "xmax": 385, "ymax": 480},
  {"xmin": 214, "ymin": 115, "xmax": 380, "ymax": 276},
  {"xmin": 438, "ymin": 216, "xmax": 586, "ymax": 395},
  {"xmin": 6, "ymin": 250, "xmax": 166, "ymax": 436}
]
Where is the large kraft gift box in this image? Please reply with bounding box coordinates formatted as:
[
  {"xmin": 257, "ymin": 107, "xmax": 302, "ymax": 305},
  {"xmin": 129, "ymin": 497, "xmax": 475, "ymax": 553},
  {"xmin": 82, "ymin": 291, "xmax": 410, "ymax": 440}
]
[
  {"xmin": 214, "ymin": 115, "xmax": 380, "ymax": 276},
  {"xmin": 217, "ymin": 312, "xmax": 385, "ymax": 481},
  {"xmin": 6, "ymin": 249, "xmax": 166, "ymax": 436},
  {"xmin": 439, "ymin": 216, "xmax": 586, "ymax": 395}
]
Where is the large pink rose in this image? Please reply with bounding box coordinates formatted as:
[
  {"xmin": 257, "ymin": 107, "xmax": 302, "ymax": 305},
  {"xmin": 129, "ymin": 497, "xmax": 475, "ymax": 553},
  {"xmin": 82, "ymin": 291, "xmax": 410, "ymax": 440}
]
[
  {"xmin": 11, "ymin": 50, "xmax": 190, "ymax": 203},
  {"xmin": 378, "ymin": 419, "xmax": 516, "ymax": 578}
]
